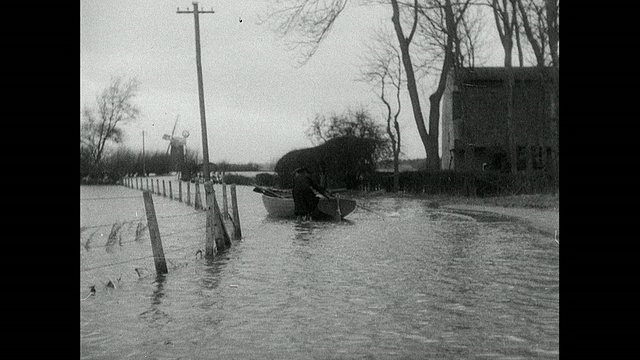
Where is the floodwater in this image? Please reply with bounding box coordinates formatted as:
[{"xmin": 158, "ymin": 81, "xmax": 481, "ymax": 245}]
[{"xmin": 80, "ymin": 176, "xmax": 559, "ymax": 359}]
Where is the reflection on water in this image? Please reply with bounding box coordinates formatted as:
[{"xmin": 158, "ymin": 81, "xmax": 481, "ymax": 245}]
[
  {"xmin": 293, "ymin": 220, "xmax": 314, "ymax": 241},
  {"xmin": 139, "ymin": 275, "xmax": 171, "ymax": 329},
  {"xmin": 81, "ymin": 184, "xmax": 559, "ymax": 359}
]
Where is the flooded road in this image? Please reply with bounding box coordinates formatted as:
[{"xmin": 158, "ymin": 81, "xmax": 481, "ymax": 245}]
[{"xmin": 80, "ymin": 178, "xmax": 559, "ymax": 359}]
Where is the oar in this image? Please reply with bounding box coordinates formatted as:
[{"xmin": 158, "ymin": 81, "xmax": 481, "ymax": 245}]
[
  {"xmin": 252, "ymin": 186, "xmax": 282, "ymax": 198},
  {"xmin": 355, "ymin": 203, "xmax": 387, "ymax": 219}
]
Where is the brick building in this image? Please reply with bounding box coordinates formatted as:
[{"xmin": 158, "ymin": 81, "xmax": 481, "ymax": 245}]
[{"xmin": 440, "ymin": 67, "xmax": 557, "ymax": 172}]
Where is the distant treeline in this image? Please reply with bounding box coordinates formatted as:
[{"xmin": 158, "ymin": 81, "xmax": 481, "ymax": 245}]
[
  {"xmin": 81, "ymin": 146, "xmax": 271, "ymax": 185},
  {"xmin": 81, "ymin": 148, "xmax": 180, "ymax": 184}
]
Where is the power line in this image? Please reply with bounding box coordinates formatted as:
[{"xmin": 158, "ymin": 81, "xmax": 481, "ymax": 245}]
[
  {"xmin": 80, "ymin": 211, "xmax": 203, "ymax": 230},
  {"xmin": 82, "ymin": 225, "xmax": 207, "ymax": 250}
]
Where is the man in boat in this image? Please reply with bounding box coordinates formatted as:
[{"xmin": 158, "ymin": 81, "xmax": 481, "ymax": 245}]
[{"xmin": 292, "ymin": 167, "xmax": 329, "ymax": 221}]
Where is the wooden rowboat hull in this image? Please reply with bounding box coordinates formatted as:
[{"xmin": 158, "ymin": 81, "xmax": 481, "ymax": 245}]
[{"xmin": 261, "ymin": 194, "xmax": 356, "ymax": 219}]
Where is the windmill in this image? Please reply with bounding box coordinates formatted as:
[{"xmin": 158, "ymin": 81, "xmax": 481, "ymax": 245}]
[{"xmin": 162, "ymin": 115, "xmax": 190, "ymax": 179}]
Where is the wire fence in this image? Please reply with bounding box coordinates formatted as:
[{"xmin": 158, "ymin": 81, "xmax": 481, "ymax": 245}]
[{"xmin": 81, "ymin": 176, "xmax": 239, "ymax": 284}]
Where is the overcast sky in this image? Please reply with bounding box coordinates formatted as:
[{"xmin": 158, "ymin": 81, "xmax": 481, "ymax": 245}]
[{"xmin": 80, "ymin": 0, "xmax": 503, "ymax": 164}]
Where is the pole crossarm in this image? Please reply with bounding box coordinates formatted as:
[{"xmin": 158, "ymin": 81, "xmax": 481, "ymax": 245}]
[
  {"xmin": 177, "ymin": 2, "xmax": 215, "ymax": 14},
  {"xmin": 177, "ymin": 10, "xmax": 215, "ymax": 14}
]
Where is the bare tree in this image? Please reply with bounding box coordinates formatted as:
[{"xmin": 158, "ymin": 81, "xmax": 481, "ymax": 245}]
[
  {"xmin": 305, "ymin": 106, "xmax": 390, "ymax": 170},
  {"xmin": 457, "ymin": 5, "xmax": 488, "ymax": 68},
  {"xmin": 306, "ymin": 106, "xmax": 388, "ymax": 145},
  {"xmin": 80, "ymin": 77, "xmax": 140, "ymax": 166},
  {"xmin": 305, "ymin": 113, "xmax": 329, "ymax": 145},
  {"xmin": 259, "ymin": 0, "xmax": 349, "ymax": 65},
  {"xmin": 359, "ymin": 27, "xmax": 404, "ymax": 191},
  {"xmin": 412, "ymin": 0, "xmax": 475, "ymax": 172},
  {"xmin": 488, "ymin": 0, "xmax": 519, "ymax": 174},
  {"xmin": 389, "ymin": 0, "xmax": 441, "ymax": 169}
]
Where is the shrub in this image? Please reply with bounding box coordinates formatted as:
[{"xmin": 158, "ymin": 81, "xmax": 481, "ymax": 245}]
[
  {"xmin": 274, "ymin": 136, "xmax": 378, "ymax": 189},
  {"xmin": 255, "ymin": 173, "xmax": 278, "ymax": 187}
]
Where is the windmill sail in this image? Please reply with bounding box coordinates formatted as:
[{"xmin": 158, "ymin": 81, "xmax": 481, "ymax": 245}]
[{"xmin": 166, "ymin": 115, "xmax": 180, "ymax": 155}]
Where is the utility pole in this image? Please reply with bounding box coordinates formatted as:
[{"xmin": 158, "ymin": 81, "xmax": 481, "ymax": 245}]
[{"xmin": 177, "ymin": 2, "xmax": 215, "ymax": 182}]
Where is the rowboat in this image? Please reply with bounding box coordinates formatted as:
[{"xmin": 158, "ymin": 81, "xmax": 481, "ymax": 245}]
[{"xmin": 254, "ymin": 187, "xmax": 356, "ymax": 220}]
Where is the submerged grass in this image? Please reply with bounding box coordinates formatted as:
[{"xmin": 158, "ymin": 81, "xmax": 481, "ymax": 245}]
[
  {"xmin": 434, "ymin": 193, "xmax": 559, "ymax": 211},
  {"xmin": 345, "ymin": 190, "xmax": 559, "ymax": 211}
]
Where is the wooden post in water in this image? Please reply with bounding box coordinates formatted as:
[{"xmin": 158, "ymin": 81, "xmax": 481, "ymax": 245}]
[
  {"xmin": 162, "ymin": 180, "xmax": 166, "ymax": 197},
  {"xmin": 142, "ymin": 190, "xmax": 168, "ymax": 275},
  {"xmin": 213, "ymin": 190, "xmax": 232, "ymax": 250},
  {"xmin": 230, "ymin": 184, "xmax": 242, "ymax": 240},
  {"xmin": 178, "ymin": 181, "xmax": 183, "ymax": 202},
  {"xmin": 222, "ymin": 182, "xmax": 229, "ymax": 219},
  {"xmin": 194, "ymin": 183, "xmax": 202, "ymax": 210},
  {"xmin": 169, "ymin": 181, "xmax": 173, "ymax": 200},
  {"xmin": 204, "ymin": 181, "xmax": 216, "ymax": 258},
  {"xmin": 186, "ymin": 182, "xmax": 191, "ymax": 206}
]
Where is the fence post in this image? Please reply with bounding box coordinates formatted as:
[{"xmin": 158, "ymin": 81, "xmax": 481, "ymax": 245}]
[
  {"xmin": 204, "ymin": 182, "xmax": 216, "ymax": 258},
  {"xmin": 156, "ymin": 179, "xmax": 161, "ymax": 195},
  {"xmin": 142, "ymin": 190, "xmax": 168, "ymax": 275},
  {"xmin": 230, "ymin": 184, "xmax": 242, "ymax": 240},
  {"xmin": 194, "ymin": 183, "xmax": 202, "ymax": 210},
  {"xmin": 222, "ymin": 182, "xmax": 229, "ymax": 220},
  {"xmin": 136, "ymin": 177, "xmax": 139, "ymax": 190},
  {"xmin": 186, "ymin": 182, "xmax": 191, "ymax": 206},
  {"xmin": 169, "ymin": 181, "xmax": 173, "ymax": 200},
  {"xmin": 151, "ymin": 178, "xmax": 154, "ymax": 193},
  {"xmin": 162, "ymin": 180, "xmax": 166, "ymax": 197},
  {"xmin": 213, "ymin": 188, "xmax": 232, "ymax": 250},
  {"xmin": 178, "ymin": 181, "xmax": 183, "ymax": 202}
]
